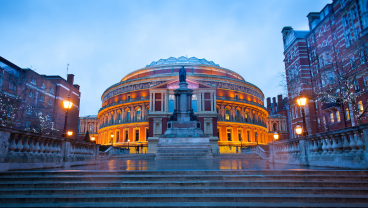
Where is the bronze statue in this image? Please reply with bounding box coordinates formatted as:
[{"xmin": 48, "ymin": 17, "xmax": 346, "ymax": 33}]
[{"xmin": 179, "ymin": 66, "xmax": 186, "ymax": 82}]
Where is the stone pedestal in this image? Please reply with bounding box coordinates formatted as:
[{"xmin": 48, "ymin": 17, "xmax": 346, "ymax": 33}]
[
  {"xmin": 156, "ymin": 137, "xmax": 213, "ymax": 160},
  {"xmin": 156, "ymin": 77, "xmax": 213, "ymax": 160}
]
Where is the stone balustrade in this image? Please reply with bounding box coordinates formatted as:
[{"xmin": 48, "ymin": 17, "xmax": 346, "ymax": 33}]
[
  {"xmin": 0, "ymin": 126, "xmax": 100, "ymax": 171},
  {"xmin": 270, "ymin": 124, "xmax": 368, "ymax": 169}
]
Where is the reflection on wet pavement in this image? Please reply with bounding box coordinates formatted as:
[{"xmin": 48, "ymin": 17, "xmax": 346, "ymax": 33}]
[{"xmin": 44, "ymin": 158, "xmax": 339, "ymax": 171}]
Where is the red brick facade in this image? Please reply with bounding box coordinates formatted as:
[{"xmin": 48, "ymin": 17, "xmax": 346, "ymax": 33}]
[
  {"xmin": 0, "ymin": 56, "xmax": 81, "ymax": 139},
  {"xmin": 282, "ymin": 0, "xmax": 368, "ymax": 138}
]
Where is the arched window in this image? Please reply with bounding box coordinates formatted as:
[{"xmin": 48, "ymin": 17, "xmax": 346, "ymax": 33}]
[
  {"xmin": 225, "ymin": 108, "xmax": 230, "ymax": 121},
  {"xmin": 244, "ymin": 111, "xmax": 248, "ymax": 120},
  {"xmin": 236, "ymin": 109, "xmax": 240, "ymax": 121},
  {"xmin": 358, "ymin": 101, "xmax": 364, "ymax": 114},
  {"xmin": 147, "ymin": 106, "xmax": 150, "ymax": 119},
  {"xmin": 89, "ymin": 123, "xmax": 93, "ymax": 132},
  {"xmin": 330, "ymin": 113, "xmax": 334, "ymax": 123},
  {"xmin": 336, "ymin": 111, "xmax": 341, "ymax": 122},
  {"xmin": 273, "ymin": 123, "xmax": 277, "ymax": 132},
  {"xmin": 118, "ymin": 112, "xmax": 121, "ymax": 123},
  {"xmin": 136, "ymin": 108, "xmax": 141, "ymax": 121},
  {"xmin": 126, "ymin": 109, "xmax": 130, "ymax": 122},
  {"xmin": 345, "ymin": 108, "xmax": 350, "ymax": 120}
]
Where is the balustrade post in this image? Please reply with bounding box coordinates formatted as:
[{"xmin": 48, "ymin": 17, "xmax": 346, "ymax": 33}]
[
  {"xmin": 336, "ymin": 133, "xmax": 343, "ymax": 153},
  {"xmin": 22, "ymin": 136, "xmax": 30, "ymax": 156},
  {"xmin": 322, "ymin": 136, "xmax": 328, "ymax": 155},
  {"xmin": 39, "ymin": 138, "xmax": 45, "ymax": 156},
  {"xmin": 313, "ymin": 139, "xmax": 318, "ymax": 155},
  {"xmin": 16, "ymin": 134, "xmax": 24, "ymax": 156},
  {"xmin": 317, "ymin": 137, "xmax": 323, "ymax": 154},
  {"xmin": 326, "ymin": 135, "xmax": 333, "ymax": 154},
  {"xmin": 28, "ymin": 137, "xmax": 36, "ymax": 156},
  {"xmin": 349, "ymin": 132, "xmax": 358, "ymax": 153},
  {"xmin": 355, "ymin": 130, "xmax": 365, "ymax": 152},
  {"xmin": 8, "ymin": 133, "xmax": 18, "ymax": 155}
]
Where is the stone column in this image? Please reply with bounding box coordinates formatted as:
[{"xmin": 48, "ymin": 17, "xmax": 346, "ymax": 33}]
[
  {"xmin": 201, "ymin": 93, "xmax": 205, "ymax": 112},
  {"xmin": 161, "ymin": 92, "xmax": 164, "ymax": 112},
  {"xmin": 152, "ymin": 93, "xmax": 155, "ymax": 112}
]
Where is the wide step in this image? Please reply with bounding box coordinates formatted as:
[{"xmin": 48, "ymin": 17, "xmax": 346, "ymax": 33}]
[{"xmin": 0, "ymin": 170, "xmax": 366, "ymax": 207}]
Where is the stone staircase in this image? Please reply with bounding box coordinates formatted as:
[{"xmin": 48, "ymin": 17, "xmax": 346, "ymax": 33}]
[
  {"xmin": 0, "ymin": 170, "xmax": 367, "ymax": 207},
  {"xmin": 156, "ymin": 143, "xmax": 213, "ymax": 160}
]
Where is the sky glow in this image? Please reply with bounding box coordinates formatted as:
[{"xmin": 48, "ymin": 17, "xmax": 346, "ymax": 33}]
[{"xmin": 0, "ymin": 0, "xmax": 331, "ymax": 116}]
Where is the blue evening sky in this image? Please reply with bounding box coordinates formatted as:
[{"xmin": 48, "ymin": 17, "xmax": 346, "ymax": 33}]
[{"xmin": 0, "ymin": 0, "xmax": 331, "ymax": 116}]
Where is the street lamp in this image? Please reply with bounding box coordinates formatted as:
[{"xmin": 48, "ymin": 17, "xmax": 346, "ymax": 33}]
[
  {"xmin": 295, "ymin": 125, "xmax": 303, "ymax": 136},
  {"xmin": 67, "ymin": 131, "xmax": 73, "ymax": 138},
  {"xmin": 111, "ymin": 134, "xmax": 114, "ymax": 146},
  {"xmin": 296, "ymin": 93, "xmax": 308, "ymax": 136},
  {"xmin": 255, "ymin": 132, "xmax": 258, "ymax": 145},
  {"xmin": 127, "ymin": 139, "xmax": 130, "ymax": 151},
  {"xmin": 273, "ymin": 132, "xmax": 279, "ymax": 141},
  {"xmin": 62, "ymin": 95, "xmax": 73, "ymax": 138},
  {"xmin": 91, "ymin": 137, "xmax": 95, "ymax": 141}
]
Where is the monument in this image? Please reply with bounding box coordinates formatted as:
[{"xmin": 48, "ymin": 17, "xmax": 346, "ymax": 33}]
[{"xmin": 155, "ymin": 66, "xmax": 213, "ymax": 159}]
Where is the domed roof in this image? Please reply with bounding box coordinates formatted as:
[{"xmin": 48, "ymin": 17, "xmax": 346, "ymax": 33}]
[{"xmin": 146, "ymin": 56, "xmax": 220, "ymax": 67}]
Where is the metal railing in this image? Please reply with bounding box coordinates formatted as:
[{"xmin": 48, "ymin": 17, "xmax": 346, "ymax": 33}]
[
  {"xmin": 99, "ymin": 96, "xmax": 150, "ymax": 112},
  {"xmin": 217, "ymin": 116, "xmax": 267, "ymax": 128},
  {"xmin": 216, "ymin": 96, "xmax": 266, "ymax": 110},
  {"xmin": 99, "ymin": 118, "xmax": 149, "ymax": 129}
]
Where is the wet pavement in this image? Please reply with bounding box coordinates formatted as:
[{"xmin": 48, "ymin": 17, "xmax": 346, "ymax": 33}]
[{"xmin": 37, "ymin": 157, "xmax": 341, "ymax": 171}]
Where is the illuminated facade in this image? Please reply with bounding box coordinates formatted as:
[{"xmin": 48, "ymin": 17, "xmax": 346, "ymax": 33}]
[{"xmin": 97, "ymin": 57, "xmax": 271, "ymax": 153}]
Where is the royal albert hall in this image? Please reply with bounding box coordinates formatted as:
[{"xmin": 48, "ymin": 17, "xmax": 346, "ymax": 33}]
[{"xmin": 97, "ymin": 57, "xmax": 271, "ymax": 153}]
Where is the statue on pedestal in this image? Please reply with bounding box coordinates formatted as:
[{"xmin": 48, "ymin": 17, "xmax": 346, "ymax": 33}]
[{"xmin": 179, "ymin": 66, "xmax": 186, "ymax": 83}]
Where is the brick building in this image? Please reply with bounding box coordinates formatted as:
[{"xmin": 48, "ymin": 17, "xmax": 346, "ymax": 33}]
[
  {"xmin": 282, "ymin": 0, "xmax": 368, "ymax": 138},
  {"xmin": 0, "ymin": 56, "xmax": 81, "ymax": 139},
  {"xmin": 266, "ymin": 95, "xmax": 292, "ymax": 140}
]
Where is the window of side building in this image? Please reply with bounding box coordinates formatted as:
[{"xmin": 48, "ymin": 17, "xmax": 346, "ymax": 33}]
[
  {"xmin": 346, "ymin": 108, "xmax": 350, "ymax": 120},
  {"xmin": 192, "ymin": 95, "xmax": 197, "ymax": 112},
  {"xmin": 169, "ymin": 95, "xmax": 175, "ymax": 112}
]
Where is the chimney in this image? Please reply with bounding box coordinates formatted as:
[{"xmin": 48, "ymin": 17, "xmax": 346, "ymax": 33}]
[
  {"xmin": 272, "ymin": 97, "xmax": 277, "ymax": 113},
  {"xmin": 277, "ymin": 94, "xmax": 283, "ymax": 111},
  {"xmin": 67, "ymin": 74, "xmax": 74, "ymax": 85},
  {"xmin": 266, "ymin": 97, "xmax": 271, "ymax": 113}
]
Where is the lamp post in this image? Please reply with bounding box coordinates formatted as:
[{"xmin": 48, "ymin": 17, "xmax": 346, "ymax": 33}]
[
  {"xmin": 127, "ymin": 139, "xmax": 130, "ymax": 151},
  {"xmin": 62, "ymin": 95, "xmax": 73, "ymax": 138},
  {"xmin": 111, "ymin": 134, "xmax": 114, "ymax": 146},
  {"xmin": 296, "ymin": 93, "xmax": 308, "ymax": 136}
]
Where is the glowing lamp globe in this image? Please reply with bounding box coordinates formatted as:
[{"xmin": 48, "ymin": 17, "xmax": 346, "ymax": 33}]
[
  {"xmin": 297, "ymin": 96, "xmax": 307, "ymax": 107},
  {"xmin": 91, "ymin": 137, "xmax": 95, "ymax": 141},
  {"xmin": 67, "ymin": 131, "xmax": 73, "ymax": 136},
  {"xmin": 63, "ymin": 100, "xmax": 73, "ymax": 109},
  {"xmin": 111, "ymin": 134, "xmax": 114, "ymax": 138},
  {"xmin": 295, "ymin": 125, "xmax": 303, "ymax": 135},
  {"xmin": 273, "ymin": 132, "xmax": 279, "ymax": 140}
]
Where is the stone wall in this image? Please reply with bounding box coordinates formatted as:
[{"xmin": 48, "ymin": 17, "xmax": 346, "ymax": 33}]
[{"xmin": 0, "ymin": 127, "xmax": 100, "ymax": 171}]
